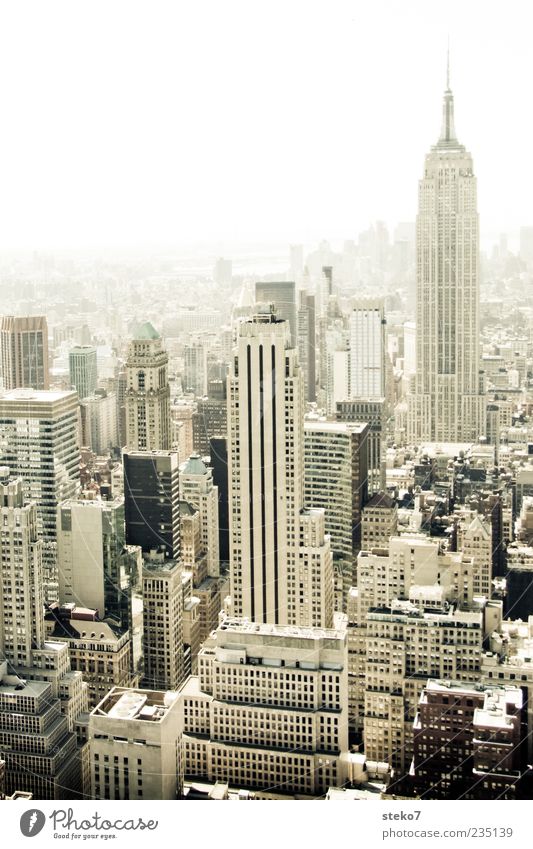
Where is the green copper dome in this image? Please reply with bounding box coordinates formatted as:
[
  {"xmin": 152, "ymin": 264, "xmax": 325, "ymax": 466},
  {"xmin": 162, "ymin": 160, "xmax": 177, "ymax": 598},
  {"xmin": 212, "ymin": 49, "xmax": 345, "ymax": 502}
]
[{"xmin": 135, "ymin": 321, "xmax": 160, "ymax": 340}]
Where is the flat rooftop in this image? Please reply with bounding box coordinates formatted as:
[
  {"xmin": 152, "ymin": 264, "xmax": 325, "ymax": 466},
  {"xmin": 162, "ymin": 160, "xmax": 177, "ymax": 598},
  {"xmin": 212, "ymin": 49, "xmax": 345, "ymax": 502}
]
[
  {"xmin": 0, "ymin": 389, "xmax": 77, "ymax": 403},
  {"xmin": 142, "ymin": 557, "xmax": 181, "ymax": 575},
  {"xmin": 60, "ymin": 496, "xmax": 124, "ymax": 510},
  {"xmin": 304, "ymin": 419, "xmax": 368, "ymax": 435},
  {"xmin": 419, "ymin": 442, "xmax": 473, "ymax": 456},
  {"xmin": 426, "ymin": 679, "xmax": 489, "ymax": 696},
  {"xmin": 0, "ymin": 677, "xmax": 51, "ymax": 697},
  {"xmin": 217, "ymin": 618, "xmax": 345, "ymax": 641},
  {"xmin": 92, "ymin": 687, "xmax": 178, "ymax": 721}
]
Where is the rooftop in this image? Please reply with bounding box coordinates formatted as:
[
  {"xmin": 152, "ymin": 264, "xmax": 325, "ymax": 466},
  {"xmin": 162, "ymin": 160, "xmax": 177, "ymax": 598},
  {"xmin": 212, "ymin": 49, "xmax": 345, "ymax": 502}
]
[
  {"xmin": 0, "ymin": 677, "xmax": 51, "ymax": 697},
  {"xmin": 0, "ymin": 388, "xmax": 77, "ymax": 404},
  {"xmin": 365, "ymin": 492, "xmax": 396, "ymax": 509},
  {"xmin": 49, "ymin": 617, "xmax": 124, "ymax": 643},
  {"xmin": 304, "ymin": 419, "xmax": 368, "ymax": 436},
  {"xmin": 426, "ymin": 679, "xmax": 489, "ymax": 696},
  {"xmin": 143, "ymin": 557, "xmax": 181, "ymax": 575},
  {"xmin": 134, "ymin": 321, "xmax": 160, "ymax": 341},
  {"xmin": 181, "ymin": 453, "xmax": 209, "ymax": 476},
  {"xmin": 216, "ymin": 617, "xmax": 346, "ymax": 641},
  {"xmin": 92, "ymin": 686, "xmax": 178, "ymax": 721}
]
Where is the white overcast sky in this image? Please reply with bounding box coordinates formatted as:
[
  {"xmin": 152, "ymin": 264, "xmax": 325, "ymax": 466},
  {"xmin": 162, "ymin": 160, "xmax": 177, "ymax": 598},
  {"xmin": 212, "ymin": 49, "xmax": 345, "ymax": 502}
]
[{"xmin": 0, "ymin": 0, "xmax": 532, "ymax": 251}]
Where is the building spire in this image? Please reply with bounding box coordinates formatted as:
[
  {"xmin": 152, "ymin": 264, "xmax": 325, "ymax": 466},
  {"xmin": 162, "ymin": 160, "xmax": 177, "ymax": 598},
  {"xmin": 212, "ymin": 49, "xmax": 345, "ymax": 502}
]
[{"xmin": 438, "ymin": 42, "xmax": 458, "ymax": 147}]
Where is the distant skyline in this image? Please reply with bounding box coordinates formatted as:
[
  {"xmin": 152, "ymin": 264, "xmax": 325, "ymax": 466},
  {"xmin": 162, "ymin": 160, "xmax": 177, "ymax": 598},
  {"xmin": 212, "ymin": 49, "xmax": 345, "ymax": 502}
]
[{"xmin": 0, "ymin": 0, "xmax": 532, "ymax": 250}]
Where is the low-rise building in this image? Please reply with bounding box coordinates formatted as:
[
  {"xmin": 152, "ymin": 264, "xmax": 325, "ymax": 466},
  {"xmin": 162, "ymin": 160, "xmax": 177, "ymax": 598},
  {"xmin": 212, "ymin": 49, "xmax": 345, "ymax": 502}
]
[
  {"xmin": 45, "ymin": 605, "xmax": 135, "ymax": 709},
  {"xmin": 179, "ymin": 617, "xmax": 351, "ymax": 797},
  {"xmin": 89, "ymin": 686, "xmax": 182, "ymax": 800},
  {"xmin": 411, "ymin": 680, "xmax": 524, "ymax": 799}
]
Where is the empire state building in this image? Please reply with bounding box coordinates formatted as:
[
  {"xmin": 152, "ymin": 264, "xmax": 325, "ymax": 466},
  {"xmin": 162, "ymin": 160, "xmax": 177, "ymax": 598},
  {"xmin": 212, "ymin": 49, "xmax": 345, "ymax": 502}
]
[{"xmin": 408, "ymin": 64, "xmax": 485, "ymax": 443}]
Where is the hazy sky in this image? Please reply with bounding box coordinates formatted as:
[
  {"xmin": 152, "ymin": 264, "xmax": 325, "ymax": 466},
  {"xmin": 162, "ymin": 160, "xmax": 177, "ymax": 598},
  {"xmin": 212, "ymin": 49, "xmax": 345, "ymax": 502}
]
[{"xmin": 0, "ymin": 0, "xmax": 532, "ymax": 251}]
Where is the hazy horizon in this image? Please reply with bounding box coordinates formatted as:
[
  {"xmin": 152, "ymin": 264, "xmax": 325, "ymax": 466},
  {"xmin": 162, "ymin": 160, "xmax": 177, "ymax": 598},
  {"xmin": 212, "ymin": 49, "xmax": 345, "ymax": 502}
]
[{"xmin": 0, "ymin": 0, "xmax": 532, "ymax": 251}]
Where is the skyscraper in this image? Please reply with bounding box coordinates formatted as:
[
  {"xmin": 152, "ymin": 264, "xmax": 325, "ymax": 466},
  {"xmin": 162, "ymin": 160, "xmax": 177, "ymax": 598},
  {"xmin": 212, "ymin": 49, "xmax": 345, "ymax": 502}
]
[
  {"xmin": 58, "ymin": 496, "xmax": 133, "ymax": 626},
  {"xmin": 125, "ymin": 322, "xmax": 171, "ymax": 451},
  {"xmin": 409, "ymin": 62, "xmax": 485, "ymax": 442},
  {"xmin": 0, "ymin": 389, "xmax": 81, "ymax": 602},
  {"xmin": 183, "ymin": 340, "xmax": 208, "ymax": 396},
  {"xmin": 349, "ymin": 300, "xmax": 386, "ymax": 399},
  {"xmin": 210, "ymin": 435, "xmax": 229, "ymax": 566},
  {"xmin": 123, "ymin": 450, "xmax": 181, "ymax": 560},
  {"xmin": 80, "ymin": 389, "xmax": 118, "ymax": 453},
  {"xmin": 192, "ymin": 379, "xmax": 227, "ymax": 456},
  {"xmin": 180, "ymin": 454, "xmax": 220, "ymax": 578},
  {"xmin": 519, "ymin": 226, "xmax": 533, "ymax": 265},
  {"xmin": 289, "ymin": 243, "xmax": 304, "ymax": 282},
  {"xmin": 0, "ymin": 471, "xmax": 45, "ymax": 666},
  {"xmin": 255, "ymin": 281, "xmax": 297, "ymax": 345},
  {"xmin": 142, "ymin": 556, "xmax": 185, "ymax": 691},
  {"xmin": 213, "ymin": 256, "xmax": 232, "ymax": 286},
  {"xmin": 228, "ymin": 307, "xmax": 303, "ymax": 624},
  {"xmin": 304, "ymin": 419, "xmax": 368, "ymax": 568},
  {"xmin": 228, "ymin": 308, "xmax": 333, "ymax": 627},
  {"xmin": 297, "ymin": 290, "xmax": 316, "ymax": 402},
  {"xmin": 336, "ymin": 398, "xmax": 386, "ymax": 494},
  {"xmin": 0, "ymin": 469, "xmax": 85, "ymax": 799},
  {"xmin": 0, "ymin": 315, "xmax": 50, "ymax": 391},
  {"xmin": 69, "ymin": 344, "xmax": 98, "ymax": 400}
]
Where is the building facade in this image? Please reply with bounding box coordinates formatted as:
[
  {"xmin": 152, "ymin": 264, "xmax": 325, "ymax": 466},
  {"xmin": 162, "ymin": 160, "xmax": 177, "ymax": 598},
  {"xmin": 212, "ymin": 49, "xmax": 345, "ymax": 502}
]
[
  {"xmin": 255, "ymin": 281, "xmax": 297, "ymax": 345},
  {"xmin": 125, "ymin": 322, "xmax": 171, "ymax": 452},
  {"xmin": 80, "ymin": 390, "xmax": 118, "ymax": 454},
  {"xmin": 349, "ymin": 300, "xmax": 386, "ymax": 399},
  {"xmin": 0, "ymin": 389, "xmax": 80, "ymax": 601},
  {"xmin": 297, "ymin": 291, "xmax": 316, "ymax": 402},
  {"xmin": 411, "ymin": 680, "xmax": 524, "ymax": 799},
  {"xmin": 0, "ymin": 471, "xmax": 86, "ymax": 799},
  {"xmin": 69, "ymin": 345, "xmax": 97, "ymax": 400},
  {"xmin": 89, "ymin": 686, "xmax": 182, "ymax": 800},
  {"xmin": 58, "ymin": 496, "xmax": 132, "ymax": 626},
  {"xmin": 180, "ymin": 454, "xmax": 220, "ymax": 578},
  {"xmin": 142, "ymin": 556, "xmax": 185, "ymax": 692},
  {"xmin": 304, "ymin": 419, "xmax": 369, "ymax": 562},
  {"xmin": 179, "ymin": 618, "xmax": 350, "ymax": 796},
  {"xmin": 0, "ymin": 315, "xmax": 49, "ymax": 391},
  {"xmin": 228, "ymin": 308, "xmax": 303, "ymax": 624},
  {"xmin": 409, "ymin": 71, "xmax": 485, "ymax": 442},
  {"xmin": 123, "ymin": 450, "xmax": 181, "ymax": 560},
  {"xmin": 336, "ymin": 398, "xmax": 386, "ymax": 493}
]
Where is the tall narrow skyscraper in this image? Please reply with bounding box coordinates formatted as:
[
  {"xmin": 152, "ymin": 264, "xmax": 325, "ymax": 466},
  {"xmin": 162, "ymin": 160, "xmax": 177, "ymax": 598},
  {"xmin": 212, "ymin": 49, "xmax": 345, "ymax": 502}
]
[
  {"xmin": 349, "ymin": 300, "xmax": 386, "ymax": 400},
  {"xmin": 180, "ymin": 454, "xmax": 220, "ymax": 578},
  {"xmin": 0, "ymin": 389, "xmax": 81, "ymax": 602},
  {"xmin": 228, "ymin": 306, "xmax": 332, "ymax": 627},
  {"xmin": 69, "ymin": 344, "xmax": 98, "ymax": 400},
  {"xmin": 228, "ymin": 307, "xmax": 303, "ymax": 624},
  {"xmin": 0, "ymin": 470, "xmax": 45, "ymax": 667},
  {"xmin": 297, "ymin": 290, "xmax": 316, "ymax": 402},
  {"xmin": 0, "ymin": 315, "xmax": 49, "ymax": 390},
  {"xmin": 125, "ymin": 322, "xmax": 171, "ymax": 451},
  {"xmin": 0, "ymin": 469, "xmax": 85, "ymax": 799},
  {"xmin": 409, "ymin": 62, "xmax": 485, "ymax": 442}
]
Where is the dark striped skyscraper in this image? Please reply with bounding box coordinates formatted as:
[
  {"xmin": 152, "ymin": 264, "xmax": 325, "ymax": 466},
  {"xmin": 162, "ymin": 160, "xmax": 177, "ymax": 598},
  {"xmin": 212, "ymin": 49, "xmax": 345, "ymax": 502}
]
[{"xmin": 228, "ymin": 305, "xmax": 333, "ymax": 627}]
